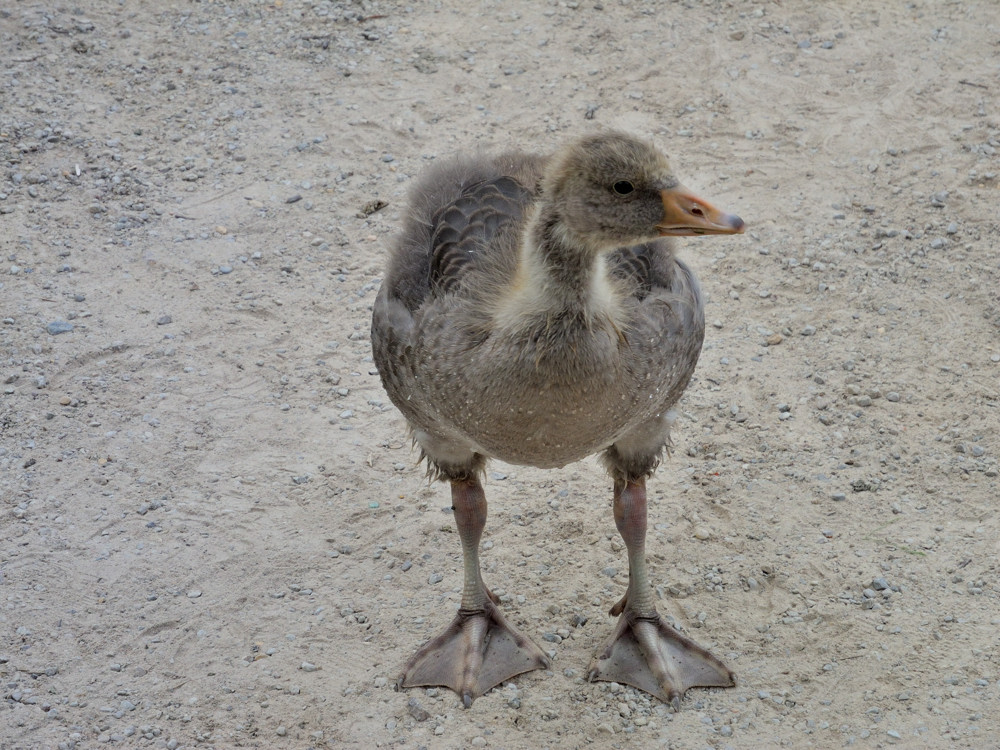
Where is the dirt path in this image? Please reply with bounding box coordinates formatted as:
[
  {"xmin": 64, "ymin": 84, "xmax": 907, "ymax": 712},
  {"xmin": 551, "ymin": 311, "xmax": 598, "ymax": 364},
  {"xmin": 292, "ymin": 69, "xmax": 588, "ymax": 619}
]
[{"xmin": 2, "ymin": 1, "xmax": 998, "ymax": 748}]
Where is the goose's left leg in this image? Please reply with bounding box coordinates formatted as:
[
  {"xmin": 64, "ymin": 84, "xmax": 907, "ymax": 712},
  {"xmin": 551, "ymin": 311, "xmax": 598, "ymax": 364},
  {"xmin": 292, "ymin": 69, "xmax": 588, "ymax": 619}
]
[{"xmin": 587, "ymin": 476, "xmax": 735, "ymax": 710}]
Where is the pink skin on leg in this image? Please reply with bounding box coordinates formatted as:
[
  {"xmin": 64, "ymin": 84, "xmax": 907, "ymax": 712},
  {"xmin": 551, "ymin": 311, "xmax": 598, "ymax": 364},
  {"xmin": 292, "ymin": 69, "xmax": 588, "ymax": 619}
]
[
  {"xmin": 399, "ymin": 477, "xmax": 548, "ymax": 707},
  {"xmin": 589, "ymin": 478, "xmax": 735, "ymax": 710}
]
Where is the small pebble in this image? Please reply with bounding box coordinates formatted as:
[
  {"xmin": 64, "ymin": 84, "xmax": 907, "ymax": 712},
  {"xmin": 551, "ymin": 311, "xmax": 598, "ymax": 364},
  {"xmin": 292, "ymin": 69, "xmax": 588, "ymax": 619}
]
[
  {"xmin": 407, "ymin": 698, "xmax": 430, "ymax": 721},
  {"xmin": 46, "ymin": 321, "xmax": 74, "ymax": 335},
  {"xmin": 300, "ymin": 662, "xmax": 318, "ymax": 672}
]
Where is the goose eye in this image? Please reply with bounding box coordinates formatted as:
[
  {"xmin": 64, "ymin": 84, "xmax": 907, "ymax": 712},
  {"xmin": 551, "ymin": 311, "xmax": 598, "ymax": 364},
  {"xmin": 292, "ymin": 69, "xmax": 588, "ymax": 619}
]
[{"xmin": 612, "ymin": 180, "xmax": 634, "ymax": 195}]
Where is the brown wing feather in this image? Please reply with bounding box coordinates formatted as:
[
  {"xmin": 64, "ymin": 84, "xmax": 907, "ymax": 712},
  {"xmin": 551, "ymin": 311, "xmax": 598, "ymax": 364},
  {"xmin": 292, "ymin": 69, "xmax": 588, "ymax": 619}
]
[
  {"xmin": 429, "ymin": 176, "xmax": 532, "ymax": 294},
  {"xmin": 607, "ymin": 243, "xmax": 655, "ymax": 300}
]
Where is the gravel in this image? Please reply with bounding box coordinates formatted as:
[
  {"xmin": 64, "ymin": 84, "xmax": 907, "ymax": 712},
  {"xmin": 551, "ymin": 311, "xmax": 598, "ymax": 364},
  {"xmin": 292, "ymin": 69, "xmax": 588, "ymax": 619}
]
[
  {"xmin": 0, "ymin": 2, "xmax": 997, "ymax": 749},
  {"xmin": 45, "ymin": 320, "xmax": 74, "ymax": 335}
]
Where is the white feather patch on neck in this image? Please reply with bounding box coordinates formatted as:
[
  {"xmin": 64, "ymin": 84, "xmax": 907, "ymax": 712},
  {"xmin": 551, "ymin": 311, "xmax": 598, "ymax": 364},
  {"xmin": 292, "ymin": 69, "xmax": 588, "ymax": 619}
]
[{"xmin": 489, "ymin": 228, "xmax": 625, "ymax": 333}]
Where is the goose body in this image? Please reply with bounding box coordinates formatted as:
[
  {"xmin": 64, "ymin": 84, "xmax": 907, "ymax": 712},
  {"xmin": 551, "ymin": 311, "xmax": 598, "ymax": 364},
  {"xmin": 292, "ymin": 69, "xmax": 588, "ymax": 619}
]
[{"xmin": 372, "ymin": 131, "xmax": 744, "ymax": 708}]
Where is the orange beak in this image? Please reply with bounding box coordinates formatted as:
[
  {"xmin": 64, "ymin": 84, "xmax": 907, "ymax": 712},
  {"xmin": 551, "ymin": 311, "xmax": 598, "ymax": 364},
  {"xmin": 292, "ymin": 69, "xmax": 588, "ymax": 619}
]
[{"xmin": 657, "ymin": 187, "xmax": 745, "ymax": 236}]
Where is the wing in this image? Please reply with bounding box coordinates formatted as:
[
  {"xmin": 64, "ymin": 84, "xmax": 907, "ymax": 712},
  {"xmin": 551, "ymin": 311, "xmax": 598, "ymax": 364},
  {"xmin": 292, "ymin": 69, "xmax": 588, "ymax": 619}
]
[
  {"xmin": 607, "ymin": 243, "xmax": 655, "ymax": 300},
  {"xmin": 428, "ymin": 176, "xmax": 532, "ymax": 294},
  {"xmin": 608, "ymin": 239, "xmax": 705, "ymax": 354}
]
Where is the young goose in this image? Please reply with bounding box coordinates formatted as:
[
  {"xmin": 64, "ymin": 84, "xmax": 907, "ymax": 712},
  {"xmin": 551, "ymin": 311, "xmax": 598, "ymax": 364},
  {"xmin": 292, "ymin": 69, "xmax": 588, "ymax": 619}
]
[{"xmin": 372, "ymin": 131, "xmax": 745, "ymax": 709}]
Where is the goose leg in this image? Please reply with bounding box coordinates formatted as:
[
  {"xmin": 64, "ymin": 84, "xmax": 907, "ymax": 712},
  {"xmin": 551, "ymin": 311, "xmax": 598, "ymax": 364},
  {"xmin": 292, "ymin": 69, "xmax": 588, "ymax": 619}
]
[
  {"xmin": 588, "ymin": 478, "xmax": 735, "ymax": 710},
  {"xmin": 399, "ymin": 476, "xmax": 549, "ymax": 707}
]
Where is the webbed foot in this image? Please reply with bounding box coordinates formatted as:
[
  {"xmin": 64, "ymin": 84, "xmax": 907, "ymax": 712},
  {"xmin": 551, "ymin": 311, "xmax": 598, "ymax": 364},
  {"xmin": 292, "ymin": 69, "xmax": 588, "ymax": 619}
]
[
  {"xmin": 400, "ymin": 601, "xmax": 549, "ymax": 707},
  {"xmin": 588, "ymin": 609, "xmax": 734, "ymax": 710}
]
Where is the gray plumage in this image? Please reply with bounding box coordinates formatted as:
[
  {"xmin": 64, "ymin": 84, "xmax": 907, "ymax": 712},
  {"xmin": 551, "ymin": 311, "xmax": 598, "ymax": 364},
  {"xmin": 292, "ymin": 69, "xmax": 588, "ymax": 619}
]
[
  {"xmin": 373, "ymin": 132, "xmax": 706, "ymax": 481},
  {"xmin": 371, "ymin": 131, "xmax": 744, "ymax": 707}
]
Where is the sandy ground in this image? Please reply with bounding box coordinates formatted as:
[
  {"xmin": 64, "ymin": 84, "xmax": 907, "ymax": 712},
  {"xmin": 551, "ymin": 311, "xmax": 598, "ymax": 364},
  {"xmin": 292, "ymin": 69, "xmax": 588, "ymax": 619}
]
[{"xmin": 2, "ymin": 1, "xmax": 999, "ymax": 748}]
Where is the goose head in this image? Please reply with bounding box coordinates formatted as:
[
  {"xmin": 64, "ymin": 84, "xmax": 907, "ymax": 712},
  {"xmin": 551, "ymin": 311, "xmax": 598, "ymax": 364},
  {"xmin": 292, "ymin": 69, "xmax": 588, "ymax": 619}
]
[{"xmin": 540, "ymin": 132, "xmax": 745, "ymax": 252}]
